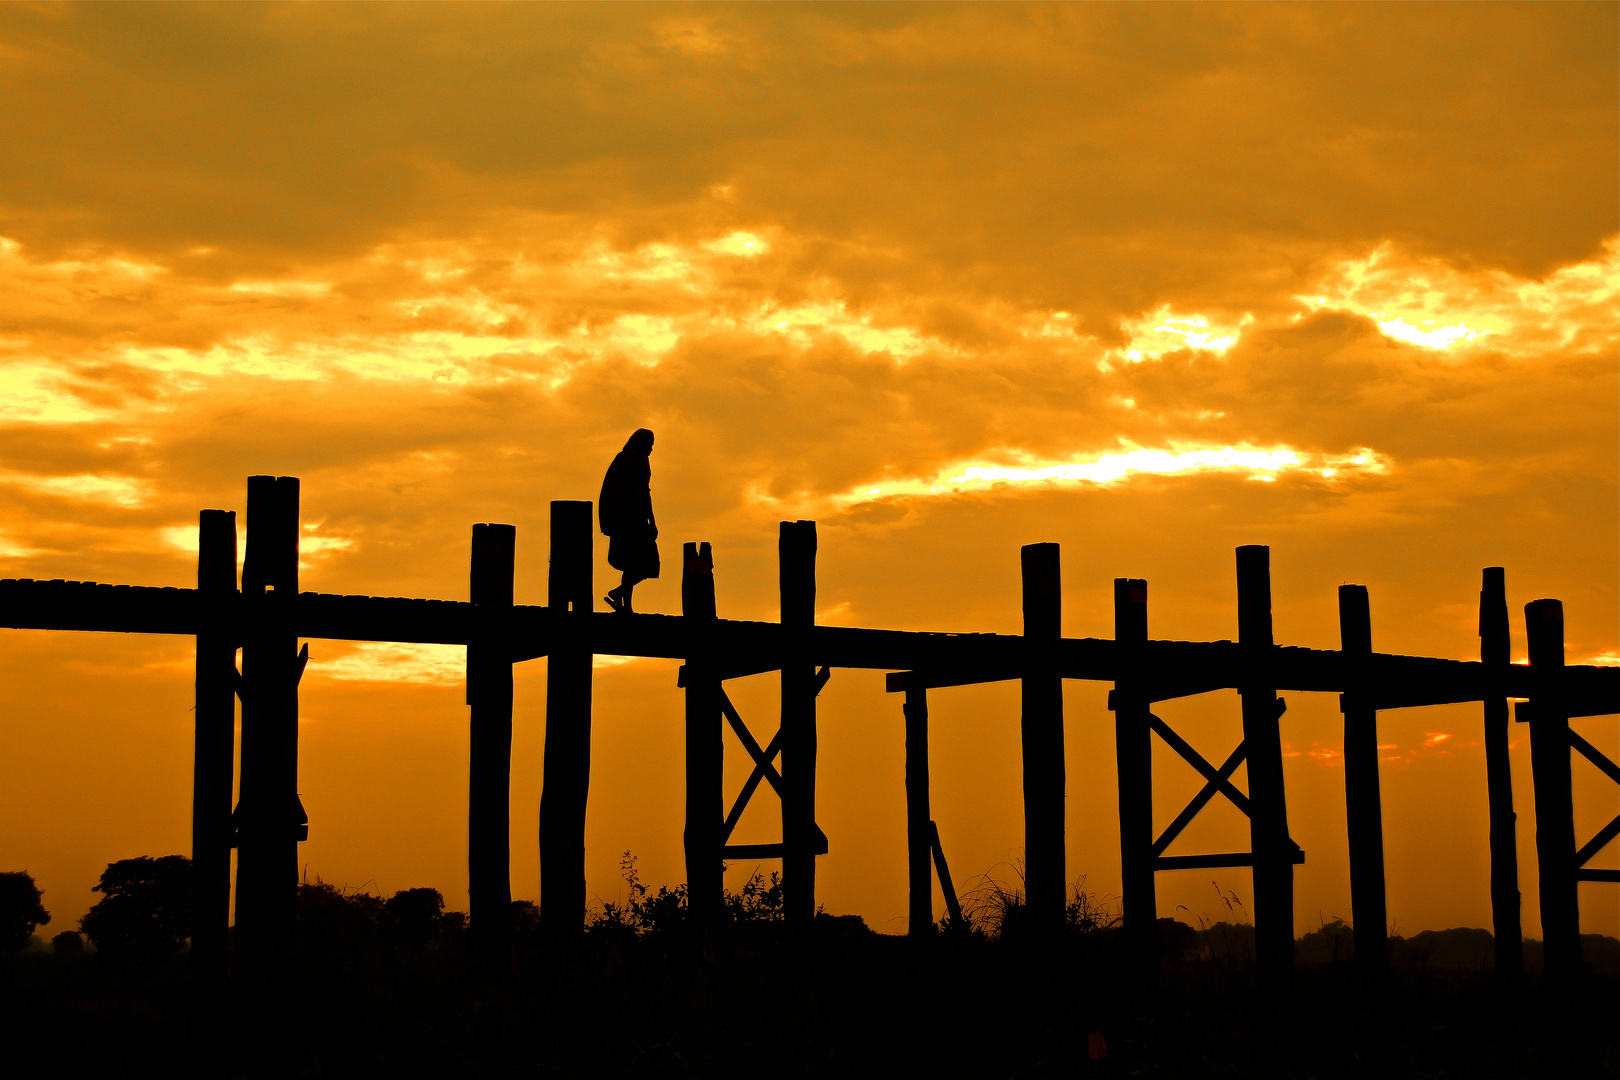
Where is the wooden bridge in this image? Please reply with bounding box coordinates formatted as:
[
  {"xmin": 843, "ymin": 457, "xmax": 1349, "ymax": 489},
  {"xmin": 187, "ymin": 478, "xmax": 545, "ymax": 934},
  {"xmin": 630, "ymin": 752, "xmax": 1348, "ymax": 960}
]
[{"xmin": 3, "ymin": 474, "xmax": 1615, "ymax": 987}]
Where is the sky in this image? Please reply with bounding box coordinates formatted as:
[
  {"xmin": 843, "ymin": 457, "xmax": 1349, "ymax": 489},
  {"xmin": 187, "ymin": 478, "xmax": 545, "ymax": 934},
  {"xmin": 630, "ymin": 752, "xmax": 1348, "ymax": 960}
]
[{"xmin": 0, "ymin": 2, "xmax": 1615, "ymax": 943}]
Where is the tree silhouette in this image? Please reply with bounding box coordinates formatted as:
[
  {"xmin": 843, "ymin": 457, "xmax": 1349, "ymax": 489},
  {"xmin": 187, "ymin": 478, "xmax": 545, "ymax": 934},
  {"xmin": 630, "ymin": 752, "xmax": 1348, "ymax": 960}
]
[
  {"xmin": 381, "ymin": 887, "xmax": 446, "ymax": 949},
  {"xmin": 0, "ymin": 871, "xmax": 50, "ymax": 953},
  {"xmin": 79, "ymin": 855, "xmax": 192, "ymax": 957}
]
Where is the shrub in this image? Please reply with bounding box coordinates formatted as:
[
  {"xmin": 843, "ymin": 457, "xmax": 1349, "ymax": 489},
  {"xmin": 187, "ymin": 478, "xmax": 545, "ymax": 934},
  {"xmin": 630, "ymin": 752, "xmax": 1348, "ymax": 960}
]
[
  {"xmin": 51, "ymin": 930, "xmax": 84, "ymax": 955},
  {"xmin": 381, "ymin": 887, "xmax": 447, "ymax": 949},
  {"xmin": 0, "ymin": 871, "xmax": 51, "ymax": 954},
  {"xmin": 79, "ymin": 855, "xmax": 191, "ymax": 957}
]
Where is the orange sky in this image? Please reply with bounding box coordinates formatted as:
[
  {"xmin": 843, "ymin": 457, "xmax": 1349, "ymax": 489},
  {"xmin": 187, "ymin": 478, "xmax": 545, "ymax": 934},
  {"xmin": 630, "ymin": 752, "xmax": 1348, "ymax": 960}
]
[{"xmin": 1, "ymin": 2, "xmax": 1615, "ymax": 941}]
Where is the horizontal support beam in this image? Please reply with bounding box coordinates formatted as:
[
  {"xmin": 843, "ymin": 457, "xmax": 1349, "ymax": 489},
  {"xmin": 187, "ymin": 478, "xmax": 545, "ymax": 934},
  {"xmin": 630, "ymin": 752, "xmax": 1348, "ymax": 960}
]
[
  {"xmin": 1155, "ymin": 849, "xmax": 1306, "ymax": 871},
  {"xmin": 4, "ymin": 577, "xmax": 1616, "ymax": 710},
  {"xmin": 722, "ymin": 828, "xmax": 829, "ymax": 862},
  {"xmin": 1576, "ymin": 869, "xmax": 1620, "ymax": 883}
]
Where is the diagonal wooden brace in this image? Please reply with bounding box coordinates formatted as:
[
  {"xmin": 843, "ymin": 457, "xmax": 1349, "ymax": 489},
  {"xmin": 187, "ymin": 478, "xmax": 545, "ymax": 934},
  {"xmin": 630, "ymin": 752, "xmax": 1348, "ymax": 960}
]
[
  {"xmin": 1148, "ymin": 711, "xmax": 1259, "ymax": 817},
  {"xmin": 1152, "ymin": 739, "xmax": 1249, "ymax": 856},
  {"xmin": 1575, "ymin": 812, "xmax": 1620, "ymax": 868},
  {"xmin": 719, "ymin": 689, "xmax": 783, "ymax": 844},
  {"xmin": 1570, "ymin": 729, "xmax": 1620, "ymax": 786}
]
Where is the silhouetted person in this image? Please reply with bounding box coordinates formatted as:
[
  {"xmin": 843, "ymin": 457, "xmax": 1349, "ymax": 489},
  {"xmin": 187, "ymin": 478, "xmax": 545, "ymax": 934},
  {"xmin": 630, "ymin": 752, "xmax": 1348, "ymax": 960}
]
[{"xmin": 599, "ymin": 428, "xmax": 659, "ymax": 613}]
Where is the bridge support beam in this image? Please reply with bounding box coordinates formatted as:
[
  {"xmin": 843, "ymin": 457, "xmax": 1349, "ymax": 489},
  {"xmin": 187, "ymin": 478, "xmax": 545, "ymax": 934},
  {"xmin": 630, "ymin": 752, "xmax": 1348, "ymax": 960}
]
[
  {"xmin": 192, "ymin": 508, "xmax": 237, "ymax": 986},
  {"xmin": 683, "ymin": 541, "xmax": 721, "ymax": 928},
  {"xmin": 540, "ymin": 501, "xmax": 593, "ymax": 943},
  {"xmin": 1021, "ymin": 543, "xmax": 1065, "ymax": 932},
  {"xmin": 1526, "ymin": 598, "xmax": 1580, "ymax": 982},
  {"xmin": 1238, "ymin": 545, "xmax": 1293, "ymax": 989},
  {"xmin": 780, "ymin": 520, "xmax": 818, "ymax": 928},
  {"xmin": 1114, "ymin": 577, "xmax": 1155, "ymax": 969},
  {"xmin": 1338, "ymin": 584, "xmax": 1388, "ymax": 974},
  {"xmin": 234, "ymin": 474, "xmax": 304, "ymax": 976},
  {"xmin": 1480, "ymin": 567, "xmax": 1522, "ymax": 978},
  {"xmin": 468, "ymin": 523, "xmax": 515, "ymax": 970},
  {"xmin": 905, "ymin": 681, "xmax": 932, "ymax": 936}
]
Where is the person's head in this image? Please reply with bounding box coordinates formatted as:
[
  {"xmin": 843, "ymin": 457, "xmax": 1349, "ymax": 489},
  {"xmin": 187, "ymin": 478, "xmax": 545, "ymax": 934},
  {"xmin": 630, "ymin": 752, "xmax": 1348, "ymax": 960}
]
[{"xmin": 625, "ymin": 428, "xmax": 655, "ymax": 455}]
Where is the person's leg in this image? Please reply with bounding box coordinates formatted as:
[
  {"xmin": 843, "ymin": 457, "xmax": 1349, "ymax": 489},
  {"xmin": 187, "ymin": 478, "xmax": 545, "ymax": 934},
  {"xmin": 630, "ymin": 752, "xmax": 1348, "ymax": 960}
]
[{"xmin": 618, "ymin": 570, "xmax": 647, "ymax": 612}]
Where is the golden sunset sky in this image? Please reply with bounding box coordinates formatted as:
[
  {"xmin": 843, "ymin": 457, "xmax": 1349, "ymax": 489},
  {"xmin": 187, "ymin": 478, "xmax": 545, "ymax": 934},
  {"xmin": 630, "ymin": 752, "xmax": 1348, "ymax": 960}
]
[{"xmin": 1, "ymin": 3, "xmax": 1615, "ymax": 941}]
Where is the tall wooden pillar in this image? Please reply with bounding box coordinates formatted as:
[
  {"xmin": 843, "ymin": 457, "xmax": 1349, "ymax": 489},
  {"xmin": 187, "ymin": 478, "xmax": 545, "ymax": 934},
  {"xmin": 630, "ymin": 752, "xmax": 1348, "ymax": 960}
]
[
  {"xmin": 1113, "ymin": 578, "xmax": 1155, "ymax": 966},
  {"xmin": 1237, "ymin": 545, "xmax": 1292, "ymax": 987},
  {"xmin": 1525, "ymin": 598, "xmax": 1580, "ymax": 981},
  {"xmin": 192, "ymin": 508, "xmax": 237, "ymax": 985},
  {"xmin": 234, "ymin": 475, "xmax": 304, "ymax": 972},
  {"xmin": 1338, "ymin": 584, "xmax": 1388, "ymax": 972},
  {"xmin": 905, "ymin": 682, "xmax": 932, "ymax": 936},
  {"xmin": 1479, "ymin": 568, "xmax": 1522, "ymax": 978},
  {"xmin": 540, "ymin": 501, "xmax": 593, "ymax": 941},
  {"xmin": 780, "ymin": 520, "xmax": 818, "ymax": 927},
  {"xmin": 468, "ymin": 523, "xmax": 515, "ymax": 965},
  {"xmin": 682, "ymin": 541, "xmax": 721, "ymax": 927},
  {"xmin": 1021, "ymin": 543, "xmax": 1065, "ymax": 930}
]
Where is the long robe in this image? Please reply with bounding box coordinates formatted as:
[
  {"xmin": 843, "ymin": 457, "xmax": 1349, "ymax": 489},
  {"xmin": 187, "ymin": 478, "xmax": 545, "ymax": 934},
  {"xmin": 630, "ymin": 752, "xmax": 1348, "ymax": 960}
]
[{"xmin": 599, "ymin": 449, "xmax": 659, "ymax": 579}]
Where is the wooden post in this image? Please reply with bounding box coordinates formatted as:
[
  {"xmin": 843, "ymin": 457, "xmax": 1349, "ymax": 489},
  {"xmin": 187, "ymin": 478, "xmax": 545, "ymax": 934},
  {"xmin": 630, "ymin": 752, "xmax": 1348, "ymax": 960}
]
[
  {"xmin": 905, "ymin": 681, "xmax": 932, "ymax": 936},
  {"xmin": 1021, "ymin": 543, "xmax": 1065, "ymax": 930},
  {"xmin": 234, "ymin": 475, "xmax": 303, "ymax": 972},
  {"xmin": 468, "ymin": 523, "xmax": 515, "ymax": 967},
  {"xmin": 540, "ymin": 501, "xmax": 593, "ymax": 942},
  {"xmin": 780, "ymin": 520, "xmax": 818, "ymax": 928},
  {"xmin": 1237, "ymin": 545, "xmax": 1292, "ymax": 987},
  {"xmin": 1479, "ymin": 568, "xmax": 1522, "ymax": 978},
  {"xmin": 1525, "ymin": 598, "xmax": 1580, "ymax": 981},
  {"xmin": 1113, "ymin": 578, "xmax": 1155, "ymax": 967},
  {"xmin": 192, "ymin": 508, "xmax": 237, "ymax": 986},
  {"xmin": 682, "ymin": 541, "xmax": 721, "ymax": 927},
  {"xmin": 1338, "ymin": 584, "xmax": 1388, "ymax": 973}
]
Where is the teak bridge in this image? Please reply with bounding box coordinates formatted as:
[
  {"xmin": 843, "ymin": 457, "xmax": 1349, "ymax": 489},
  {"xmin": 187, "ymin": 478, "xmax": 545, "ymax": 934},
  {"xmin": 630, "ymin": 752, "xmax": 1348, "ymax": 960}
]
[{"xmin": 3, "ymin": 475, "xmax": 1616, "ymax": 987}]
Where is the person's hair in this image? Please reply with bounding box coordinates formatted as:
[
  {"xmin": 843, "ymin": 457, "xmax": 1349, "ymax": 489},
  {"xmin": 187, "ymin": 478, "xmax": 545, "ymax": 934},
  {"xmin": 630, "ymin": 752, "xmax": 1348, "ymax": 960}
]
[{"xmin": 624, "ymin": 428, "xmax": 654, "ymax": 453}]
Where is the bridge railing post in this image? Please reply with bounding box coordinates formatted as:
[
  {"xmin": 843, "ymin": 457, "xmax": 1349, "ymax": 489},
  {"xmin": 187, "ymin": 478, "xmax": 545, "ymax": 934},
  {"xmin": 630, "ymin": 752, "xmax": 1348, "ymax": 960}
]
[
  {"xmin": 192, "ymin": 507, "xmax": 237, "ymax": 987},
  {"xmin": 468, "ymin": 522, "xmax": 516, "ymax": 971},
  {"xmin": 540, "ymin": 500, "xmax": 593, "ymax": 944}
]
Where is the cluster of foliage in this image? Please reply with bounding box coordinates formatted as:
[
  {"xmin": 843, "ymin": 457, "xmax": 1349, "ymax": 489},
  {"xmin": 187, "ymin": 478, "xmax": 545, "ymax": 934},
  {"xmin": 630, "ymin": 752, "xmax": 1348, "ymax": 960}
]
[
  {"xmin": 956, "ymin": 866, "xmax": 1122, "ymax": 942},
  {"xmin": 297, "ymin": 879, "xmax": 467, "ymax": 953},
  {"xmin": 585, "ymin": 852, "xmax": 790, "ymax": 939},
  {"xmin": 79, "ymin": 855, "xmax": 191, "ymax": 957},
  {"xmin": 0, "ymin": 871, "xmax": 51, "ymax": 953}
]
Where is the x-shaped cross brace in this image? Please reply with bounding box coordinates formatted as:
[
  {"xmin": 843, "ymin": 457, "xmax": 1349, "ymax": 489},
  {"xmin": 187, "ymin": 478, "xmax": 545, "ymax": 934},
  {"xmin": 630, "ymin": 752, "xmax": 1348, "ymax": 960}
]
[
  {"xmin": 1148, "ymin": 703, "xmax": 1301, "ymax": 860},
  {"xmin": 719, "ymin": 666, "xmax": 830, "ymax": 846}
]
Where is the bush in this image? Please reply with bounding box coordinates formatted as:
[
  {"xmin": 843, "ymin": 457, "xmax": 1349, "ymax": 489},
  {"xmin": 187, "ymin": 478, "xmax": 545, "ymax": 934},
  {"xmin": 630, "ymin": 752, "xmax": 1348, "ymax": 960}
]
[
  {"xmin": 381, "ymin": 887, "xmax": 447, "ymax": 949},
  {"xmin": 0, "ymin": 871, "xmax": 51, "ymax": 954},
  {"xmin": 51, "ymin": 930, "xmax": 84, "ymax": 955},
  {"xmin": 79, "ymin": 856, "xmax": 191, "ymax": 957}
]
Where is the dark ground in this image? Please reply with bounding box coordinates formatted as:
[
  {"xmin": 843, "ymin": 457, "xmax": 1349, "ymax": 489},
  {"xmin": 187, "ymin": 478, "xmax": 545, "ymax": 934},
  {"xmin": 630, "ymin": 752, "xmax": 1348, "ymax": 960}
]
[{"xmin": 2, "ymin": 927, "xmax": 1617, "ymax": 1079}]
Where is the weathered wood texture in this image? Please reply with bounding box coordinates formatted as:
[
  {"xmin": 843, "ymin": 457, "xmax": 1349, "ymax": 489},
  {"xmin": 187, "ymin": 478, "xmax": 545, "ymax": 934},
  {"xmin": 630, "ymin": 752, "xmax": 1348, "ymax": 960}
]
[
  {"xmin": 1238, "ymin": 545, "xmax": 1293, "ymax": 988},
  {"xmin": 1021, "ymin": 543, "xmax": 1065, "ymax": 930},
  {"xmin": 234, "ymin": 474, "xmax": 304, "ymax": 972},
  {"xmin": 1525, "ymin": 598, "xmax": 1580, "ymax": 981},
  {"xmin": 191, "ymin": 508, "xmax": 237, "ymax": 986},
  {"xmin": 682, "ymin": 541, "xmax": 721, "ymax": 926},
  {"xmin": 779, "ymin": 520, "xmax": 818, "ymax": 926},
  {"xmin": 905, "ymin": 684, "xmax": 932, "ymax": 936},
  {"xmin": 1479, "ymin": 567, "xmax": 1522, "ymax": 978},
  {"xmin": 1113, "ymin": 578, "xmax": 1155, "ymax": 966},
  {"xmin": 539, "ymin": 501, "xmax": 593, "ymax": 942},
  {"xmin": 468, "ymin": 522, "xmax": 516, "ymax": 963},
  {"xmin": 1338, "ymin": 584, "xmax": 1388, "ymax": 973}
]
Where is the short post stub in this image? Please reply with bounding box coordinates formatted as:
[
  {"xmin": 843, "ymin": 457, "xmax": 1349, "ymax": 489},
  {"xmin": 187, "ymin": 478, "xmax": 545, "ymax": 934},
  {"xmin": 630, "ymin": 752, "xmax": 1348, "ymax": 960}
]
[
  {"xmin": 1113, "ymin": 578, "xmax": 1155, "ymax": 970},
  {"xmin": 682, "ymin": 541, "xmax": 721, "ymax": 927},
  {"xmin": 468, "ymin": 522, "xmax": 516, "ymax": 967},
  {"xmin": 780, "ymin": 520, "xmax": 818, "ymax": 928},
  {"xmin": 1237, "ymin": 545, "xmax": 1293, "ymax": 989},
  {"xmin": 192, "ymin": 508, "xmax": 237, "ymax": 987},
  {"xmin": 1021, "ymin": 543, "xmax": 1065, "ymax": 933},
  {"xmin": 540, "ymin": 501, "xmax": 594, "ymax": 943},
  {"xmin": 1479, "ymin": 568, "xmax": 1522, "ymax": 979},
  {"xmin": 1337, "ymin": 584, "xmax": 1388, "ymax": 973},
  {"xmin": 1525, "ymin": 598, "xmax": 1581, "ymax": 982}
]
